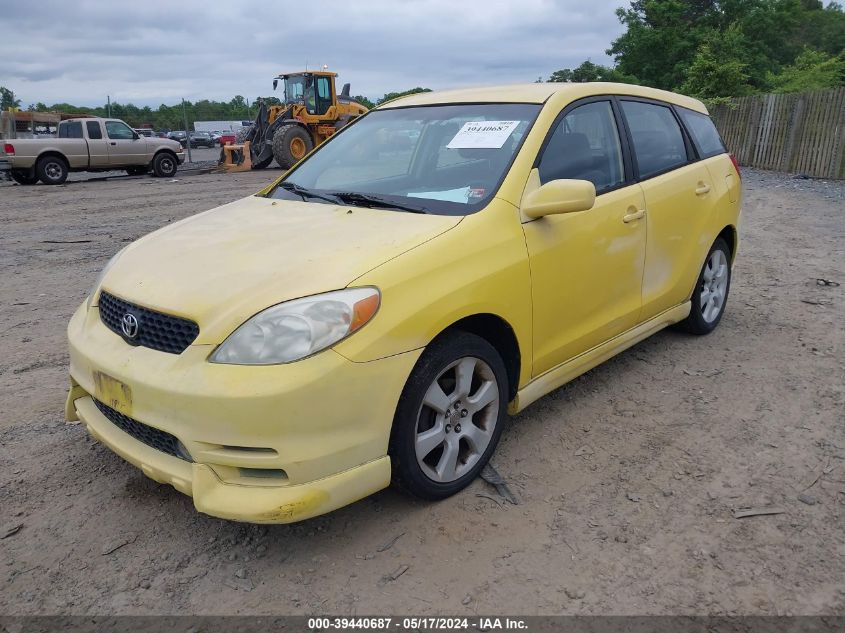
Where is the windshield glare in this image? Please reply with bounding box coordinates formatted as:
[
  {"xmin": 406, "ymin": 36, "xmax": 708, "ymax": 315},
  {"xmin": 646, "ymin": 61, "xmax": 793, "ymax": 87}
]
[{"xmin": 271, "ymin": 103, "xmax": 541, "ymax": 215}]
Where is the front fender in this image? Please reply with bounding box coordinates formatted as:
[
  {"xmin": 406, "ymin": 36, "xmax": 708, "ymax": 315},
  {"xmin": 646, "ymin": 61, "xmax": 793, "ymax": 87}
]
[{"xmin": 335, "ymin": 199, "xmax": 532, "ymax": 390}]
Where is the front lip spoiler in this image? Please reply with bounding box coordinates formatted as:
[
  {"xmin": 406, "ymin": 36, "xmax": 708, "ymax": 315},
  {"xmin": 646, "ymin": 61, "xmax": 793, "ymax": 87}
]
[{"xmin": 70, "ymin": 392, "xmax": 392, "ymax": 524}]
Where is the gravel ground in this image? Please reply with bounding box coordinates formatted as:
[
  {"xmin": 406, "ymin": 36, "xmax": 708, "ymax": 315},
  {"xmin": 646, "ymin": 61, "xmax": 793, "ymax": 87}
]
[{"xmin": 0, "ymin": 168, "xmax": 842, "ymax": 616}]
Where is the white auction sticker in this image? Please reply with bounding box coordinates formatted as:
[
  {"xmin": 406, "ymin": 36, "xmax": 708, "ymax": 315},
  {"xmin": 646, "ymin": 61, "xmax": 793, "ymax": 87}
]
[{"xmin": 446, "ymin": 120, "xmax": 520, "ymax": 149}]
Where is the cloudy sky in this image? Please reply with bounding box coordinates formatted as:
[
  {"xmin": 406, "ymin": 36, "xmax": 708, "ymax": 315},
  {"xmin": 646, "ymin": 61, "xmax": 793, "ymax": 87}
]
[{"xmin": 1, "ymin": 0, "xmax": 625, "ymax": 108}]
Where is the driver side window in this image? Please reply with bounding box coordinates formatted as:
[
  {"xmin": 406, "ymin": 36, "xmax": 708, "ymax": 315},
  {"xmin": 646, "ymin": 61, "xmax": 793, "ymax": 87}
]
[{"xmin": 537, "ymin": 101, "xmax": 625, "ymax": 194}]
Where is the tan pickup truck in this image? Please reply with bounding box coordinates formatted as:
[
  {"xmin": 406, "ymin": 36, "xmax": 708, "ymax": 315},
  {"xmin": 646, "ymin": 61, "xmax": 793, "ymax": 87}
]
[{"xmin": 2, "ymin": 117, "xmax": 185, "ymax": 185}]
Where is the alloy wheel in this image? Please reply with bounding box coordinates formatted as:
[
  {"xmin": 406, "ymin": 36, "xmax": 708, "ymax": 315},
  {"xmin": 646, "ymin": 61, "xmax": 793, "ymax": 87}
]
[
  {"xmin": 700, "ymin": 249, "xmax": 728, "ymax": 323},
  {"xmin": 414, "ymin": 356, "xmax": 500, "ymax": 483}
]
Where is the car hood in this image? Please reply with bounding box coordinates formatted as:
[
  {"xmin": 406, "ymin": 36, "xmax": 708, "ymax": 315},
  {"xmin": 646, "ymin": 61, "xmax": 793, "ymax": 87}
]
[{"xmin": 98, "ymin": 195, "xmax": 462, "ymax": 344}]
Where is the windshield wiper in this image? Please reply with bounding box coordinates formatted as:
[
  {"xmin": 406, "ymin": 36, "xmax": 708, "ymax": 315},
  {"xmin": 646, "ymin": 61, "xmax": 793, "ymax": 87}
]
[
  {"xmin": 330, "ymin": 191, "xmax": 428, "ymax": 214},
  {"xmin": 276, "ymin": 181, "xmax": 342, "ymax": 204}
]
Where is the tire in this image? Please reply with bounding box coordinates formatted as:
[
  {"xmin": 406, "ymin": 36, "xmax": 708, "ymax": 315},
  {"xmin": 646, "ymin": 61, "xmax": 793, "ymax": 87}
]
[
  {"xmin": 35, "ymin": 155, "xmax": 68, "ymax": 185},
  {"xmin": 272, "ymin": 125, "xmax": 313, "ymax": 170},
  {"xmin": 389, "ymin": 331, "xmax": 509, "ymax": 500},
  {"xmin": 125, "ymin": 166, "xmax": 148, "ymax": 176},
  {"xmin": 10, "ymin": 169, "xmax": 38, "ymax": 185},
  {"xmin": 235, "ymin": 127, "xmax": 251, "ymax": 144},
  {"xmin": 152, "ymin": 152, "xmax": 178, "ymax": 178},
  {"xmin": 677, "ymin": 237, "xmax": 732, "ymax": 335}
]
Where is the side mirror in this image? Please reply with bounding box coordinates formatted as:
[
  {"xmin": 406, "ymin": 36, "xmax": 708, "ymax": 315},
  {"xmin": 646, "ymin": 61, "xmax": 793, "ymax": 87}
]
[
  {"xmin": 132, "ymin": 132, "xmax": 140, "ymax": 140},
  {"xmin": 521, "ymin": 179, "xmax": 596, "ymax": 219}
]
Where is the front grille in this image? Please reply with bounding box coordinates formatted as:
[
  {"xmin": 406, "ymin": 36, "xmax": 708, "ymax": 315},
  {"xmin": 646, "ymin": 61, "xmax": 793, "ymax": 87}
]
[
  {"xmin": 93, "ymin": 399, "xmax": 191, "ymax": 462},
  {"xmin": 99, "ymin": 291, "xmax": 199, "ymax": 354}
]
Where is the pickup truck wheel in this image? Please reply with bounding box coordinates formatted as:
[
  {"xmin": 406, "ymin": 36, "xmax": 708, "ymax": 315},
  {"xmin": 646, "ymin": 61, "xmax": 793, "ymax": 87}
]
[
  {"xmin": 152, "ymin": 152, "xmax": 178, "ymax": 178},
  {"xmin": 10, "ymin": 170, "xmax": 38, "ymax": 185},
  {"xmin": 36, "ymin": 156, "xmax": 68, "ymax": 185}
]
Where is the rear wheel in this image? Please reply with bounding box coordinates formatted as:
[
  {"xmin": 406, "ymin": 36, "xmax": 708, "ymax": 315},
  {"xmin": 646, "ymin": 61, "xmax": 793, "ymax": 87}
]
[
  {"xmin": 678, "ymin": 237, "xmax": 732, "ymax": 335},
  {"xmin": 36, "ymin": 155, "xmax": 68, "ymax": 185},
  {"xmin": 272, "ymin": 125, "xmax": 313, "ymax": 170},
  {"xmin": 389, "ymin": 331, "xmax": 508, "ymax": 500},
  {"xmin": 152, "ymin": 152, "xmax": 178, "ymax": 178},
  {"xmin": 10, "ymin": 169, "xmax": 38, "ymax": 185}
]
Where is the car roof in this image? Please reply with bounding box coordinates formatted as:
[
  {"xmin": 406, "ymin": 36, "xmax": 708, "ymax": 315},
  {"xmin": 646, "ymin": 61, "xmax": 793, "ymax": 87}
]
[{"xmin": 378, "ymin": 82, "xmax": 708, "ymax": 114}]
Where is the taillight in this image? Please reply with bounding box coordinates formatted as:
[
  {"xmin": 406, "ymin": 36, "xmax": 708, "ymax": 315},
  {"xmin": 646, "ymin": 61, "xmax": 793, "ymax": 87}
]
[
  {"xmin": 3, "ymin": 143, "xmax": 14, "ymax": 156},
  {"xmin": 729, "ymin": 153, "xmax": 741, "ymax": 178}
]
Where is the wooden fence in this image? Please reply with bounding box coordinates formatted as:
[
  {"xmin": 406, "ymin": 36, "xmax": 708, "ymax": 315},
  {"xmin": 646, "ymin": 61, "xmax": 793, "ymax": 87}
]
[{"xmin": 710, "ymin": 88, "xmax": 845, "ymax": 179}]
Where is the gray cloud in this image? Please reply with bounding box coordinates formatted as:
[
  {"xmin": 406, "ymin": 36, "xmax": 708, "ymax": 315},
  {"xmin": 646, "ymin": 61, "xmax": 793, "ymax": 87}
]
[{"xmin": 0, "ymin": 0, "xmax": 625, "ymax": 107}]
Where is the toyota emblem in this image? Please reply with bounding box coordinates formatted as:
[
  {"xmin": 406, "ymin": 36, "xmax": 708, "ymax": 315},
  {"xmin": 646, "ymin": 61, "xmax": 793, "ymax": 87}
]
[{"xmin": 121, "ymin": 313, "xmax": 139, "ymax": 339}]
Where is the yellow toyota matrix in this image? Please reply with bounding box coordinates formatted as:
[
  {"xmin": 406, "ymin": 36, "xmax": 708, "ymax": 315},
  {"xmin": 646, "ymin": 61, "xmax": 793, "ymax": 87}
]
[{"xmin": 67, "ymin": 82, "xmax": 741, "ymax": 523}]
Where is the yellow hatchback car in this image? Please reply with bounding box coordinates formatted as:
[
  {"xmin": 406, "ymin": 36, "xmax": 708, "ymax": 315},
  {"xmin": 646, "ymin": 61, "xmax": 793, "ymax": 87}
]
[{"xmin": 67, "ymin": 82, "xmax": 741, "ymax": 523}]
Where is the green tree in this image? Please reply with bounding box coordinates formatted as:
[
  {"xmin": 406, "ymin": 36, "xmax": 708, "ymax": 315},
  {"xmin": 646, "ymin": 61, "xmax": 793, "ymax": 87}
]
[
  {"xmin": 680, "ymin": 27, "xmax": 754, "ymax": 98},
  {"xmin": 767, "ymin": 47, "xmax": 845, "ymax": 92},
  {"xmin": 548, "ymin": 61, "xmax": 638, "ymax": 83},
  {"xmin": 1, "ymin": 86, "xmax": 22, "ymax": 110},
  {"xmin": 353, "ymin": 95, "xmax": 376, "ymax": 109},
  {"xmin": 377, "ymin": 87, "xmax": 431, "ymax": 104}
]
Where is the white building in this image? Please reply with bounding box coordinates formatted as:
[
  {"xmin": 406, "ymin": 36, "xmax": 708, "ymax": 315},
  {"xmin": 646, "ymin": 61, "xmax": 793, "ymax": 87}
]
[{"xmin": 193, "ymin": 120, "xmax": 252, "ymax": 132}]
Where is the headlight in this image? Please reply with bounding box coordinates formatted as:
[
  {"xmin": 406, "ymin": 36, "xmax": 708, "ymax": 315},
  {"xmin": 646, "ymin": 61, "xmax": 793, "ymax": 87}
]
[
  {"xmin": 86, "ymin": 246, "xmax": 127, "ymax": 309},
  {"xmin": 209, "ymin": 287, "xmax": 380, "ymax": 365}
]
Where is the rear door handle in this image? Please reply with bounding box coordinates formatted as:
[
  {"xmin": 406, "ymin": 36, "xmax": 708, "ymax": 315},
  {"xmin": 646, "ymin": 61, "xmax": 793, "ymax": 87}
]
[
  {"xmin": 695, "ymin": 182, "xmax": 711, "ymax": 195},
  {"xmin": 623, "ymin": 209, "xmax": 645, "ymax": 223}
]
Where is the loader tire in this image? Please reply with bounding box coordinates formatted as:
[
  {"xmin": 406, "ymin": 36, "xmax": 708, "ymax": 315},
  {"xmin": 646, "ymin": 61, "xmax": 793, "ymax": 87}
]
[{"xmin": 272, "ymin": 125, "xmax": 313, "ymax": 170}]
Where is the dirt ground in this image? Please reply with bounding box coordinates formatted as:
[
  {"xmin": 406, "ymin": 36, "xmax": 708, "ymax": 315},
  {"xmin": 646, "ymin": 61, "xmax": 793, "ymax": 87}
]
[{"xmin": 0, "ymin": 168, "xmax": 843, "ymax": 616}]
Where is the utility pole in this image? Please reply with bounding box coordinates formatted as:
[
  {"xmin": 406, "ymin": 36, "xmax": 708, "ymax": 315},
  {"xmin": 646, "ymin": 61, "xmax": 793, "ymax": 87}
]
[
  {"xmin": 182, "ymin": 98, "xmax": 193, "ymax": 163},
  {"xmin": 107, "ymin": 95, "xmax": 111, "ymax": 117}
]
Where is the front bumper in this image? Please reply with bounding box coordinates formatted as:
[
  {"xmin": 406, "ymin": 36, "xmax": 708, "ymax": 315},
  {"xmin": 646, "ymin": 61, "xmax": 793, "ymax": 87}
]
[{"xmin": 67, "ymin": 302, "xmax": 420, "ymax": 523}]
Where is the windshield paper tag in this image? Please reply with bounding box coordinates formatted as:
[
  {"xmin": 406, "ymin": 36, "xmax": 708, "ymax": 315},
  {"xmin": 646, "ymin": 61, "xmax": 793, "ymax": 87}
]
[{"xmin": 447, "ymin": 121, "xmax": 520, "ymax": 149}]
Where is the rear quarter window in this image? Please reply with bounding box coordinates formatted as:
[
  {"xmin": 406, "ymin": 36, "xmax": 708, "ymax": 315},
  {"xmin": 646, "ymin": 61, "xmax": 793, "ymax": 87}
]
[
  {"xmin": 58, "ymin": 122, "xmax": 83, "ymax": 139},
  {"xmin": 677, "ymin": 107, "xmax": 726, "ymax": 159}
]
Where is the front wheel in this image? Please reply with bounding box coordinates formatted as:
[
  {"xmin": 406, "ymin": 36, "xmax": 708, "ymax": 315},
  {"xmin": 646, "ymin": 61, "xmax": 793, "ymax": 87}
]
[
  {"xmin": 271, "ymin": 125, "xmax": 313, "ymax": 170},
  {"xmin": 389, "ymin": 331, "xmax": 508, "ymax": 500},
  {"xmin": 678, "ymin": 237, "xmax": 732, "ymax": 335},
  {"xmin": 152, "ymin": 152, "xmax": 178, "ymax": 178}
]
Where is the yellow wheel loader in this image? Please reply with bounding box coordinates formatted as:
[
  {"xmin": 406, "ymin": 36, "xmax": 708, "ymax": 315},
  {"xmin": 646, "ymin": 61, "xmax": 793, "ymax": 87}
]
[{"xmin": 219, "ymin": 70, "xmax": 368, "ymax": 172}]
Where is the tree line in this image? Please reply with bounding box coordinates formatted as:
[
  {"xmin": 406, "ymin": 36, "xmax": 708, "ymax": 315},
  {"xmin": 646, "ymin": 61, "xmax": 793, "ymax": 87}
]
[{"xmin": 544, "ymin": 0, "xmax": 845, "ymax": 101}]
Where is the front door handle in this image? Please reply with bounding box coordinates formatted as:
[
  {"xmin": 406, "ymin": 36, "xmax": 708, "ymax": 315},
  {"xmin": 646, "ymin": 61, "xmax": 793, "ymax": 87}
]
[
  {"xmin": 623, "ymin": 209, "xmax": 645, "ymax": 223},
  {"xmin": 109, "ymin": 142, "xmax": 117, "ymax": 146},
  {"xmin": 695, "ymin": 182, "xmax": 711, "ymax": 195}
]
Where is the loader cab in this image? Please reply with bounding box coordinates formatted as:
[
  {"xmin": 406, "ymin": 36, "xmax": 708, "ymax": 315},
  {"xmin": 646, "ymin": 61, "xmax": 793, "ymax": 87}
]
[{"xmin": 274, "ymin": 72, "xmax": 336, "ymax": 117}]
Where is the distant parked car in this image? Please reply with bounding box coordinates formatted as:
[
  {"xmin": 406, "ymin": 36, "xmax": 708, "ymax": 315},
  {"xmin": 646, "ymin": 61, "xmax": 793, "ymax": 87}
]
[
  {"xmin": 209, "ymin": 131, "xmax": 223, "ymax": 145},
  {"xmin": 189, "ymin": 131, "xmax": 215, "ymax": 148},
  {"xmin": 218, "ymin": 132, "xmax": 237, "ymax": 146},
  {"xmin": 168, "ymin": 131, "xmax": 188, "ymax": 147}
]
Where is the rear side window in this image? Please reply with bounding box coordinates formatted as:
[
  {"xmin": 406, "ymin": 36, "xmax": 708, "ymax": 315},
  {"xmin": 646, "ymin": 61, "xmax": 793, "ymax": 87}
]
[
  {"xmin": 58, "ymin": 121, "xmax": 83, "ymax": 139},
  {"xmin": 677, "ymin": 107, "xmax": 725, "ymax": 158},
  {"xmin": 620, "ymin": 101, "xmax": 687, "ymax": 179},
  {"xmin": 86, "ymin": 121, "xmax": 103, "ymax": 139},
  {"xmin": 538, "ymin": 100, "xmax": 625, "ymax": 193}
]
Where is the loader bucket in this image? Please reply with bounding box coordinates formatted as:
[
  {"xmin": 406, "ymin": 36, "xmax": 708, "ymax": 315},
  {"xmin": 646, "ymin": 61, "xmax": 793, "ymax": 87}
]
[{"xmin": 216, "ymin": 141, "xmax": 253, "ymax": 172}]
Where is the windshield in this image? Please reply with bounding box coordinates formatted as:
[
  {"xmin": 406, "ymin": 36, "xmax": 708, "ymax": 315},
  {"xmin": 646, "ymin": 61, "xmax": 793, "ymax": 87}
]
[
  {"xmin": 284, "ymin": 76, "xmax": 306, "ymax": 103},
  {"xmin": 269, "ymin": 103, "xmax": 540, "ymax": 215}
]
